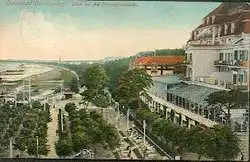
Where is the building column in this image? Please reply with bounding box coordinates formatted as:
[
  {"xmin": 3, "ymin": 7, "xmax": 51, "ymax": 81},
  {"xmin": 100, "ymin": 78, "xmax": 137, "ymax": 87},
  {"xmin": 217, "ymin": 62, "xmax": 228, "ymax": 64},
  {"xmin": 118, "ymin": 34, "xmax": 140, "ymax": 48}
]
[
  {"xmin": 165, "ymin": 107, "xmax": 168, "ymax": 119},
  {"xmin": 152, "ymin": 101, "xmax": 155, "ymax": 110},
  {"xmin": 171, "ymin": 94, "xmax": 174, "ymax": 104},
  {"xmin": 176, "ymin": 96, "xmax": 179, "ymax": 106},
  {"xmin": 189, "ymin": 102, "xmax": 192, "ymax": 110},
  {"xmin": 181, "ymin": 115, "xmax": 186, "ymax": 127},
  {"xmin": 179, "ymin": 114, "xmax": 183, "ymax": 126},
  {"xmin": 187, "ymin": 118, "xmax": 192, "ymax": 128},
  {"xmin": 173, "ymin": 114, "xmax": 176, "ymax": 124}
]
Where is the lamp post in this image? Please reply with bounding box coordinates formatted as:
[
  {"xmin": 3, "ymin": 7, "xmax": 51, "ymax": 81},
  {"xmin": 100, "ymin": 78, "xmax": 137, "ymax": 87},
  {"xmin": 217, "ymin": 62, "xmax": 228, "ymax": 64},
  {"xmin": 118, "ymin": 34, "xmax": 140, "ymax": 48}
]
[
  {"xmin": 116, "ymin": 103, "xmax": 120, "ymax": 129},
  {"xmin": 9, "ymin": 137, "xmax": 13, "ymax": 158},
  {"xmin": 61, "ymin": 109, "xmax": 64, "ymax": 132},
  {"xmin": 36, "ymin": 136, "xmax": 39, "ymax": 158},
  {"xmin": 28, "ymin": 77, "xmax": 31, "ymax": 103},
  {"xmin": 127, "ymin": 108, "xmax": 130, "ymax": 133},
  {"xmin": 143, "ymin": 120, "xmax": 146, "ymax": 147},
  {"xmin": 22, "ymin": 80, "xmax": 25, "ymax": 102}
]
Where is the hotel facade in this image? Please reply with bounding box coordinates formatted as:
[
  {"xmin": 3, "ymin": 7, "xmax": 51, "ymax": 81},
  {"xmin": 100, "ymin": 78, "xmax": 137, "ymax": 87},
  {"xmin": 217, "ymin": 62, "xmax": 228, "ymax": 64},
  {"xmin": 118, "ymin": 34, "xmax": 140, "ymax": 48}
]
[
  {"xmin": 185, "ymin": 2, "xmax": 250, "ymax": 90},
  {"xmin": 137, "ymin": 3, "xmax": 249, "ymax": 160}
]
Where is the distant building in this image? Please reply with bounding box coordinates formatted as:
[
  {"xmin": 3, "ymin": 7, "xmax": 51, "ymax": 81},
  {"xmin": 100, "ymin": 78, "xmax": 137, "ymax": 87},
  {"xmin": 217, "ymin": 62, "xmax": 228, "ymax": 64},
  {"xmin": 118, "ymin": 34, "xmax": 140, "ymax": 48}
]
[
  {"xmin": 185, "ymin": 2, "xmax": 250, "ymax": 90},
  {"xmin": 131, "ymin": 56, "xmax": 184, "ymax": 76},
  {"xmin": 64, "ymin": 88, "xmax": 73, "ymax": 99}
]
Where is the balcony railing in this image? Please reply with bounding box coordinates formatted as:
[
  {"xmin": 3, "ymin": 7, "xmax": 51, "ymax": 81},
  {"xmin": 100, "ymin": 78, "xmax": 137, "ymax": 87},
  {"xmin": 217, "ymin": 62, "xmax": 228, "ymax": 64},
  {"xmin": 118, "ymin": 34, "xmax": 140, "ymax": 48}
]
[{"xmin": 214, "ymin": 60, "xmax": 244, "ymax": 67}]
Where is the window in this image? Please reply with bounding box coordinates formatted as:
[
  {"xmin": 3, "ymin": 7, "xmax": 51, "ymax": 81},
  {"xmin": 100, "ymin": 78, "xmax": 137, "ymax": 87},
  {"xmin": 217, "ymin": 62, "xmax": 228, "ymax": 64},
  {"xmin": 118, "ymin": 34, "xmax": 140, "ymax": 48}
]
[
  {"xmin": 246, "ymin": 50, "xmax": 249, "ymax": 61},
  {"xmin": 239, "ymin": 74, "xmax": 244, "ymax": 84},
  {"xmin": 219, "ymin": 53, "xmax": 223, "ymax": 61},
  {"xmin": 243, "ymin": 50, "xmax": 248, "ymax": 61},
  {"xmin": 207, "ymin": 17, "xmax": 210, "ymax": 24},
  {"xmin": 218, "ymin": 26, "xmax": 222, "ymax": 37},
  {"xmin": 212, "ymin": 15, "xmax": 215, "ymax": 23},
  {"xmin": 234, "ymin": 50, "xmax": 238, "ymax": 60},
  {"xmin": 233, "ymin": 74, "xmax": 237, "ymax": 84},
  {"xmin": 230, "ymin": 53, "xmax": 233, "ymax": 61},
  {"xmin": 224, "ymin": 24, "xmax": 228, "ymax": 35},
  {"xmin": 244, "ymin": 71, "xmax": 247, "ymax": 83},
  {"xmin": 231, "ymin": 23, "xmax": 235, "ymax": 33},
  {"xmin": 240, "ymin": 50, "xmax": 245, "ymax": 61},
  {"xmin": 227, "ymin": 53, "xmax": 230, "ymax": 61}
]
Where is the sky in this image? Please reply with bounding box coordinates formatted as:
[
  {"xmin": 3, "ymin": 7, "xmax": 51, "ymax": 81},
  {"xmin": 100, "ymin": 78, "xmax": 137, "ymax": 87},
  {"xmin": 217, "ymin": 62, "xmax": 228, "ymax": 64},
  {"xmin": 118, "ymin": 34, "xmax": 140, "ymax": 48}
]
[{"xmin": 0, "ymin": 1, "xmax": 219, "ymax": 60}]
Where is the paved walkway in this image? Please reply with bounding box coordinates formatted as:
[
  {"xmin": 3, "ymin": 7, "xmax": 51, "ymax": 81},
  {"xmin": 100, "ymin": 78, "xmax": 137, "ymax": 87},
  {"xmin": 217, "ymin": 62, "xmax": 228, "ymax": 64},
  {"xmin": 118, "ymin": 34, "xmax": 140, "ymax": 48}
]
[{"xmin": 46, "ymin": 105, "xmax": 59, "ymax": 158}]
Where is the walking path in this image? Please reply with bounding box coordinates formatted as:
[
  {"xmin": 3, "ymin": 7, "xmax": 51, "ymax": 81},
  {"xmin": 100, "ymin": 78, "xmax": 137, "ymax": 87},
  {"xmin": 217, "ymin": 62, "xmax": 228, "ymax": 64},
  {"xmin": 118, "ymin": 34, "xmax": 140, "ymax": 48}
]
[{"xmin": 46, "ymin": 106, "xmax": 58, "ymax": 158}]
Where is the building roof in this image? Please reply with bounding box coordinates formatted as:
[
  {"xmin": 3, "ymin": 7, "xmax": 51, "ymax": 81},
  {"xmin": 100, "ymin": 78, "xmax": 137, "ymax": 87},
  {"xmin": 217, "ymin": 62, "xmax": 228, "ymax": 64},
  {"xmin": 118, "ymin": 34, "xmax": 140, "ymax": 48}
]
[
  {"xmin": 167, "ymin": 83, "xmax": 221, "ymax": 106},
  {"xmin": 205, "ymin": 2, "xmax": 250, "ymax": 18},
  {"xmin": 64, "ymin": 88, "xmax": 73, "ymax": 94},
  {"xmin": 134, "ymin": 56, "xmax": 184, "ymax": 66},
  {"xmin": 194, "ymin": 2, "xmax": 250, "ymax": 30},
  {"xmin": 153, "ymin": 75, "xmax": 181, "ymax": 85}
]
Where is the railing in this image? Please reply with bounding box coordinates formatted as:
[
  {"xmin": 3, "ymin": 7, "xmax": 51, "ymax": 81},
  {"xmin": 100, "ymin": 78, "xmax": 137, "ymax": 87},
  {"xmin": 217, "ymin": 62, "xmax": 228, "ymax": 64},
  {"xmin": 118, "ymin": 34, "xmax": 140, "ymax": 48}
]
[
  {"xmin": 226, "ymin": 84, "xmax": 248, "ymax": 90},
  {"xmin": 214, "ymin": 60, "xmax": 249, "ymax": 67}
]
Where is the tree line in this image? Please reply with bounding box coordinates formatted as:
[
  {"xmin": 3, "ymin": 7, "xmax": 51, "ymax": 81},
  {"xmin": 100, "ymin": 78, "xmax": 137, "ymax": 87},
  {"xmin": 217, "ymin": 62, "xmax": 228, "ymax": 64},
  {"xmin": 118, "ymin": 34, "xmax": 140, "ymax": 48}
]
[
  {"xmin": 55, "ymin": 103, "xmax": 120, "ymax": 158},
  {"xmin": 135, "ymin": 107, "xmax": 240, "ymax": 160},
  {"xmin": 58, "ymin": 50, "xmax": 243, "ymax": 160},
  {"xmin": 0, "ymin": 101, "xmax": 51, "ymax": 157}
]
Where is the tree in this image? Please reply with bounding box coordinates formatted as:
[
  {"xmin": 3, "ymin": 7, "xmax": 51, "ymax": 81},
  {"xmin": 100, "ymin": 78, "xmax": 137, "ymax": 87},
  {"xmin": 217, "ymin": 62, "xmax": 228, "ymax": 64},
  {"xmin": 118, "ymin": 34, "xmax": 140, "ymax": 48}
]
[
  {"xmin": 55, "ymin": 139, "xmax": 73, "ymax": 158},
  {"xmin": 206, "ymin": 89, "xmax": 248, "ymax": 125},
  {"xmin": 103, "ymin": 58, "xmax": 130, "ymax": 97},
  {"xmin": 32, "ymin": 101, "xmax": 42, "ymax": 109},
  {"xmin": 65, "ymin": 102, "xmax": 77, "ymax": 114},
  {"xmin": 64, "ymin": 75, "xmax": 79, "ymax": 93},
  {"xmin": 103, "ymin": 124, "xmax": 120, "ymax": 150},
  {"xmin": 83, "ymin": 64, "xmax": 108, "ymax": 91},
  {"xmin": 14, "ymin": 136, "xmax": 26, "ymax": 156},
  {"xmin": 184, "ymin": 125, "xmax": 240, "ymax": 160},
  {"xmin": 212, "ymin": 125, "xmax": 240, "ymax": 160},
  {"xmin": 71, "ymin": 132, "xmax": 89, "ymax": 153},
  {"xmin": 92, "ymin": 91, "xmax": 110, "ymax": 108},
  {"xmin": 184, "ymin": 126, "xmax": 212, "ymax": 159},
  {"xmin": 81, "ymin": 64, "xmax": 108, "ymax": 104},
  {"xmin": 117, "ymin": 68, "xmax": 152, "ymax": 109}
]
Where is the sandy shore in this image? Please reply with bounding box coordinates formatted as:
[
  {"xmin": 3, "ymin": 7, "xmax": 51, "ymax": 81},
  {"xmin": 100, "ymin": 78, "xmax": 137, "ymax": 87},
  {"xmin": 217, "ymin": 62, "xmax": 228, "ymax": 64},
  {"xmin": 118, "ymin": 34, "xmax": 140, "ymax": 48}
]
[{"xmin": 1, "ymin": 64, "xmax": 53, "ymax": 82}]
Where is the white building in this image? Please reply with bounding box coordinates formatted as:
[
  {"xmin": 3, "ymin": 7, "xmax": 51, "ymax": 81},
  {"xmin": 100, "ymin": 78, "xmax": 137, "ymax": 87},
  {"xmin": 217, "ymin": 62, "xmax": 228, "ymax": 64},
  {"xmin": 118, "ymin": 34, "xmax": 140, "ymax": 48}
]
[{"xmin": 185, "ymin": 2, "xmax": 250, "ymax": 90}]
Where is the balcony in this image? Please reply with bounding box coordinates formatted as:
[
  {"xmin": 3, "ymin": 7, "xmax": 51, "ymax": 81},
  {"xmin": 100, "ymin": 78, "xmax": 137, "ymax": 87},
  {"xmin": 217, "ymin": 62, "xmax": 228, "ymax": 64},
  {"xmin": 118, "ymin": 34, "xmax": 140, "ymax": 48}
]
[
  {"xmin": 214, "ymin": 60, "xmax": 246, "ymax": 68},
  {"xmin": 240, "ymin": 61, "xmax": 250, "ymax": 68}
]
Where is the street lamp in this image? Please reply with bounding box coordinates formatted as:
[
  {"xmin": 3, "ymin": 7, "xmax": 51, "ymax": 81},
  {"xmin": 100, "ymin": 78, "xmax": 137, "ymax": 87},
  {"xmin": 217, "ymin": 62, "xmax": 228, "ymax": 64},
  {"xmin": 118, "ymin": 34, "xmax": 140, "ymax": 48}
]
[
  {"xmin": 61, "ymin": 109, "xmax": 64, "ymax": 132},
  {"xmin": 127, "ymin": 108, "xmax": 130, "ymax": 133},
  {"xmin": 116, "ymin": 104, "xmax": 120, "ymax": 129},
  {"xmin": 143, "ymin": 120, "xmax": 146, "ymax": 147},
  {"xmin": 36, "ymin": 136, "xmax": 39, "ymax": 158},
  {"xmin": 9, "ymin": 137, "xmax": 13, "ymax": 158}
]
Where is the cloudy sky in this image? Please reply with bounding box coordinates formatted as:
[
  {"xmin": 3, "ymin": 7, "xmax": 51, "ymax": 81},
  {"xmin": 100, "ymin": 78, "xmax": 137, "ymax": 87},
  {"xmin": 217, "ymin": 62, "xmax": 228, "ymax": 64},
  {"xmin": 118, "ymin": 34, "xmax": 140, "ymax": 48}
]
[{"xmin": 0, "ymin": 1, "xmax": 219, "ymax": 60}]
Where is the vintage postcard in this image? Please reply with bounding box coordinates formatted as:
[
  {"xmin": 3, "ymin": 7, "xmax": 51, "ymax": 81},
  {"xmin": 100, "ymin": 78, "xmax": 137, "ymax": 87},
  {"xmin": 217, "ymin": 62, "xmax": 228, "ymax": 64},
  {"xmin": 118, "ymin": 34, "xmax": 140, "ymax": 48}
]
[{"xmin": 0, "ymin": 1, "xmax": 249, "ymax": 161}]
